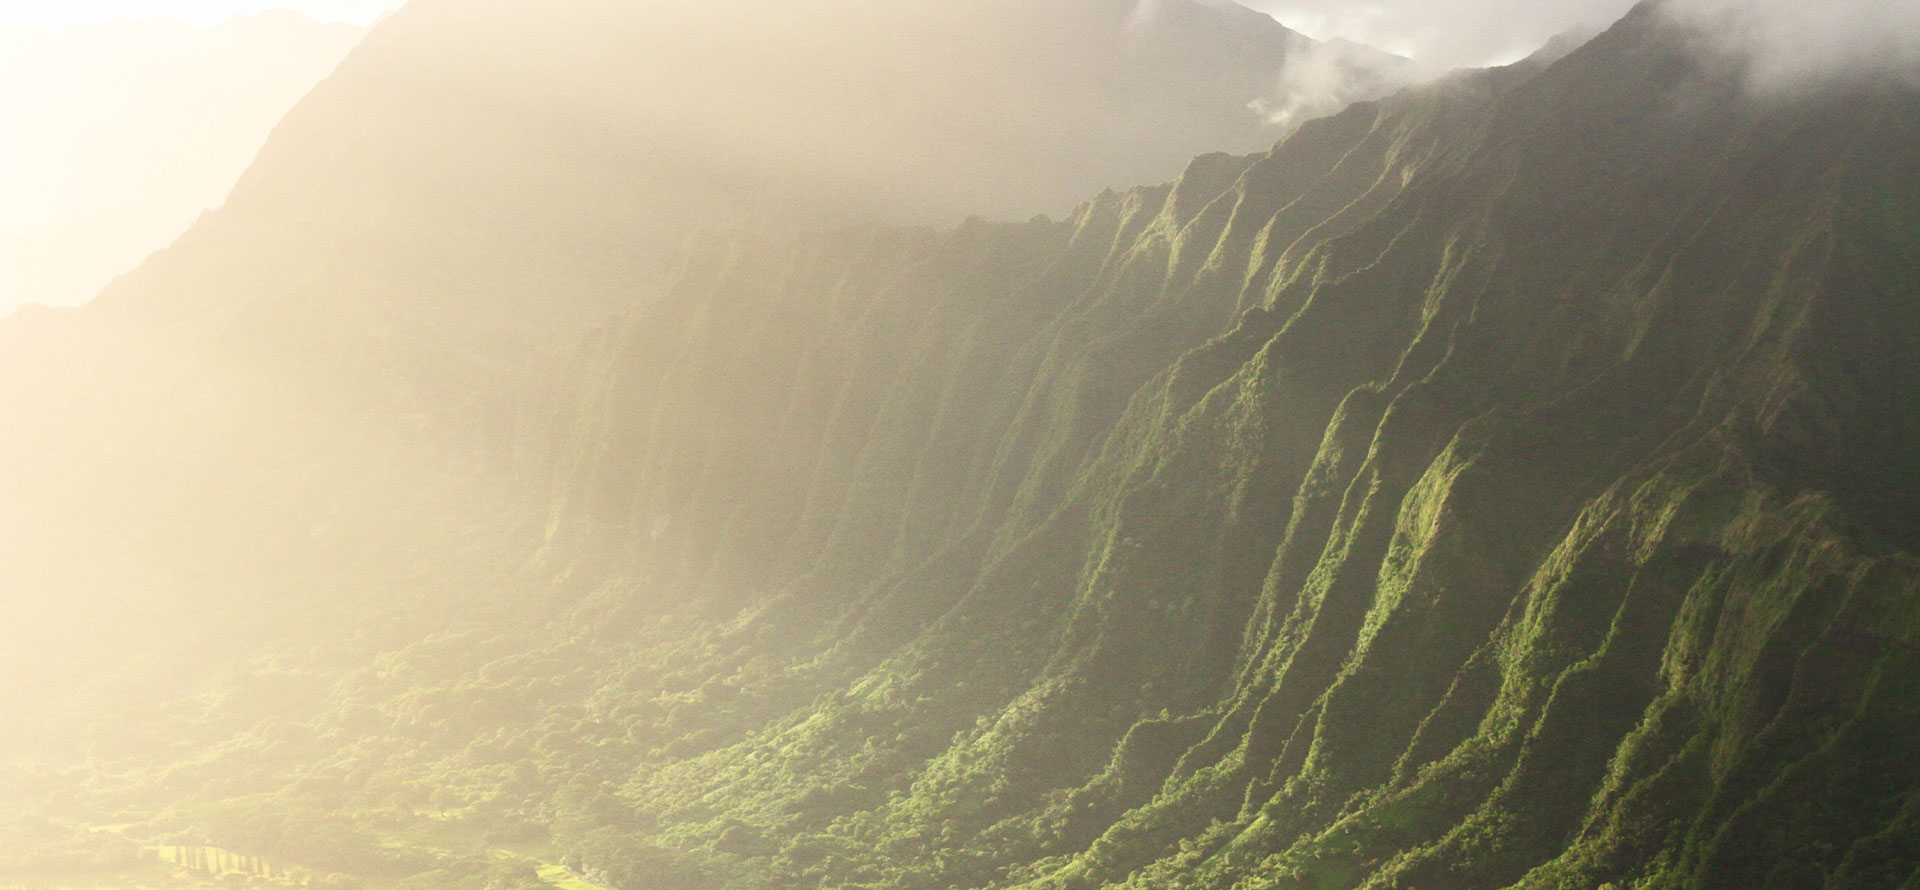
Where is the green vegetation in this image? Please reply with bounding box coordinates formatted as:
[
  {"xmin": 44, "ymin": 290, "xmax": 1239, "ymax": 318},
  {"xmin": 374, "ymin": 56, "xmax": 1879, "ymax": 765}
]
[
  {"xmin": 5, "ymin": 5, "xmax": 1920, "ymax": 890},
  {"xmin": 529, "ymin": 864, "xmax": 609, "ymax": 890}
]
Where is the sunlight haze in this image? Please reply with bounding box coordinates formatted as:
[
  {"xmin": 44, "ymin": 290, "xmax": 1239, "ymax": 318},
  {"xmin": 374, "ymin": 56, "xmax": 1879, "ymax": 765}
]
[
  {"xmin": 0, "ymin": 0, "xmax": 399, "ymax": 27},
  {"xmin": 0, "ymin": 6, "xmax": 370, "ymax": 315},
  {"xmin": 4, "ymin": 0, "xmax": 1920, "ymax": 886}
]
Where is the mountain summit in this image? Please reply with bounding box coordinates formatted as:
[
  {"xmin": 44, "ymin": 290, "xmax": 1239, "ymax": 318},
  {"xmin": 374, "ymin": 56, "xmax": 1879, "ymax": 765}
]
[{"xmin": 103, "ymin": 0, "xmax": 1403, "ymax": 344}]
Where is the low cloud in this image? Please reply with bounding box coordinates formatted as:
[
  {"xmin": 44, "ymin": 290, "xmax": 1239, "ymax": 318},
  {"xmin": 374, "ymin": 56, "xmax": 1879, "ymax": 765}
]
[
  {"xmin": 1251, "ymin": 38, "xmax": 1428, "ymax": 128},
  {"xmin": 1660, "ymin": 0, "xmax": 1920, "ymax": 92},
  {"xmin": 1248, "ymin": 0, "xmax": 1920, "ymax": 90}
]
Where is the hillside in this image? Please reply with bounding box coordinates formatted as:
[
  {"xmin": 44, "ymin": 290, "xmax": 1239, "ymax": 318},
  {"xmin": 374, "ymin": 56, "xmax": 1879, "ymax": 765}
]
[
  {"xmin": 518, "ymin": 8, "xmax": 1920, "ymax": 887},
  {"xmin": 6, "ymin": 2, "xmax": 1920, "ymax": 890},
  {"xmin": 0, "ymin": 0, "xmax": 1394, "ymax": 717}
]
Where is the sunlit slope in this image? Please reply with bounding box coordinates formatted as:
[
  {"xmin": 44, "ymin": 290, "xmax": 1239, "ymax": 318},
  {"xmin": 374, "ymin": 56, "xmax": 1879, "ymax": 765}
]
[
  {"xmin": 0, "ymin": 0, "xmax": 1378, "ymax": 714},
  {"xmin": 526, "ymin": 7, "xmax": 1920, "ymax": 888},
  {"xmin": 6, "ymin": 2, "xmax": 1920, "ymax": 890}
]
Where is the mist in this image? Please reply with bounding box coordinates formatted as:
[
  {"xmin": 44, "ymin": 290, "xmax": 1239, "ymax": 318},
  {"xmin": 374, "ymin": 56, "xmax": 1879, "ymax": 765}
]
[
  {"xmin": 1662, "ymin": 0, "xmax": 1920, "ymax": 91},
  {"xmin": 1249, "ymin": 0, "xmax": 1635, "ymax": 66},
  {"xmin": 4, "ymin": 0, "xmax": 1919, "ymax": 886},
  {"xmin": 1251, "ymin": 36, "xmax": 1427, "ymax": 127},
  {"xmin": 0, "ymin": 0, "xmax": 1405, "ymax": 741},
  {"xmin": 0, "ymin": 12, "xmax": 363, "ymax": 316},
  {"xmin": 1250, "ymin": 0, "xmax": 1920, "ymax": 88}
]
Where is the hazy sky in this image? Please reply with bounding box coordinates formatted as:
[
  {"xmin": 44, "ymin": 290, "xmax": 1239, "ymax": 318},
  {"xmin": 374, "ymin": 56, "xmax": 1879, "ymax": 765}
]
[
  {"xmin": 1, "ymin": 8, "xmax": 368, "ymax": 314},
  {"xmin": 1249, "ymin": 0, "xmax": 1637, "ymax": 67},
  {"xmin": 0, "ymin": 0, "xmax": 1633, "ymax": 65},
  {"xmin": 0, "ymin": 0, "xmax": 1640, "ymax": 67},
  {"xmin": 6, "ymin": 1, "xmax": 1910, "ymax": 76},
  {"xmin": 0, "ymin": 0, "xmax": 399, "ymax": 27}
]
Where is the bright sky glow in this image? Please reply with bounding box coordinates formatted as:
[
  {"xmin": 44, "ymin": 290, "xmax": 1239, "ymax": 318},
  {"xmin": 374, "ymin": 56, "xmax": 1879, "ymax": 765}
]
[
  {"xmin": 1247, "ymin": 0, "xmax": 1636, "ymax": 67},
  {"xmin": 0, "ymin": 0, "xmax": 401, "ymax": 28}
]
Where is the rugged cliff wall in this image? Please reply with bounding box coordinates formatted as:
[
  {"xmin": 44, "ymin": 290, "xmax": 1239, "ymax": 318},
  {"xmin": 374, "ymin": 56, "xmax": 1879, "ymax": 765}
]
[
  {"xmin": 4, "ymin": 3, "xmax": 1918, "ymax": 890},
  {"xmin": 533, "ymin": 7, "xmax": 1920, "ymax": 889}
]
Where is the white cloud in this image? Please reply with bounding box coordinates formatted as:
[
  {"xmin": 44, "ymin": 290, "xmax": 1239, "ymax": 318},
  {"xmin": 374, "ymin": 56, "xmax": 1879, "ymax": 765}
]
[
  {"xmin": 1661, "ymin": 0, "xmax": 1920, "ymax": 92},
  {"xmin": 1246, "ymin": 0, "xmax": 1636, "ymax": 68},
  {"xmin": 1250, "ymin": 38, "xmax": 1428, "ymax": 128},
  {"xmin": 1245, "ymin": 0, "xmax": 1920, "ymax": 86}
]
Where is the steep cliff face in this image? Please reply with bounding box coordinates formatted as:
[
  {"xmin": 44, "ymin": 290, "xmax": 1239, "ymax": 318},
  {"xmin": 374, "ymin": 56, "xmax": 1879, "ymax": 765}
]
[
  {"xmin": 533, "ymin": 7, "xmax": 1920, "ymax": 889},
  {"xmin": 6, "ymin": 2, "xmax": 1920, "ymax": 889}
]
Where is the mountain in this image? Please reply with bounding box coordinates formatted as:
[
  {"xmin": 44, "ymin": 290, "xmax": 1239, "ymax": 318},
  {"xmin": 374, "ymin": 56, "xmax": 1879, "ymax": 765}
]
[
  {"xmin": 0, "ymin": 11, "xmax": 366, "ymax": 316},
  {"xmin": 43, "ymin": 0, "xmax": 1404, "ymax": 347},
  {"xmin": 511, "ymin": 9, "xmax": 1920, "ymax": 887},
  {"xmin": 0, "ymin": 0, "xmax": 1395, "ymax": 703},
  {"xmin": 6, "ymin": 1, "xmax": 1920, "ymax": 890}
]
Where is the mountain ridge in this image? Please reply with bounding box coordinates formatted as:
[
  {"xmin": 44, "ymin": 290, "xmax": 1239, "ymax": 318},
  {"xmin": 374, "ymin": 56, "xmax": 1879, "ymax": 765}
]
[
  {"xmin": 522, "ymin": 7, "xmax": 1920, "ymax": 888},
  {"xmin": 5, "ymin": 3, "xmax": 1920, "ymax": 890},
  {"xmin": 1, "ymin": 0, "xmax": 1394, "ymax": 694}
]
